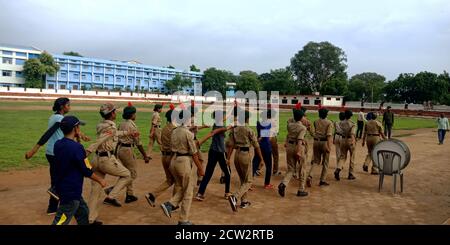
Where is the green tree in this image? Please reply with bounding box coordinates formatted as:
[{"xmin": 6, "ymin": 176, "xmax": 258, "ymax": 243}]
[
  {"xmin": 236, "ymin": 70, "xmax": 261, "ymax": 93},
  {"xmin": 348, "ymin": 72, "xmax": 386, "ymax": 102},
  {"xmin": 384, "ymin": 72, "xmax": 449, "ymax": 104},
  {"xmin": 190, "ymin": 64, "xmax": 200, "ymax": 72},
  {"xmin": 23, "ymin": 52, "xmax": 59, "ymax": 88},
  {"xmin": 320, "ymin": 74, "xmax": 349, "ymax": 97},
  {"xmin": 164, "ymin": 74, "xmax": 193, "ymax": 94},
  {"xmin": 201, "ymin": 67, "xmax": 236, "ymax": 96},
  {"xmin": 290, "ymin": 41, "xmax": 347, "ymax": 94},
  {"xmin": 261, "ymin": 68, "xmax": 296, "ymax": 95},
  {"xmin": 63, "ymin": 51, "xmax": 83, "ymax": 57}
]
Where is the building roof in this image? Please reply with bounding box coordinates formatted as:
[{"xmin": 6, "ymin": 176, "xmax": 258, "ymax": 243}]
[{"xmin": 0, "ymin": 43, "xmax": 42, "ymax": 51}]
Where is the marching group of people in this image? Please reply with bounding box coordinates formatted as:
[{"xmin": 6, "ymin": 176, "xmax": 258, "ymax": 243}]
[{"xmin": 26, "ymin": 97, "xmax": 394, "ymax": 225}]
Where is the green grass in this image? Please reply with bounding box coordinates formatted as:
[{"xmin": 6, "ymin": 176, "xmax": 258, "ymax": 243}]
[{"xmin": 0, "ymin": 104, "xmax": 437, "ymax": 171}]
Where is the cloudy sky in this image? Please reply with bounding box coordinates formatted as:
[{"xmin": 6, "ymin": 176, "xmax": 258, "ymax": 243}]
[{"xmin": 1, "ymin": 0, "xmax": 449, "ymax": 80}]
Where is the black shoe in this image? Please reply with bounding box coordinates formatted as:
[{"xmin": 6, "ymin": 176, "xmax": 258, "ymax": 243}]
[
  {"xmin": 145, "ymin": 193, "xmax": 156, "ymax": 207},
  {"xmin": 348, "ymin": 174, "xmax": 356, "ymax": 180},
  {"xmin": 228, "ymin": 195, "xmax": 238, "ymax": 212},
  {"xmin": 278, "ymin": 183, "xmax": 286, "ymax": 197},
  {"xmin": 89, "ymin": 220, "xmax": 103, "ymax": 225},
  {"xmin": 125, "ymin": 195, "xmax": 138, "ymax": 203},
  {"xmin": 103, "ymin": 197, "xmax": 122, "ymax": 207},
  {"xmin": 334, "ymin": 169, "xmax": 341, "ymax": 181},
  {"xmin": 161, "ymin": 202, "xmax": 173, "ymax": 218},
  {"xmin": 240, "ymin": 201, "xmax": 251, "ymax": 209},
  {"xmin": 363, "ymin": 165, "xmax": 368, "ymax": 172},
  {"xmin": 47, "ymin": 187, "xmax": 60, "ymax": 201},
  {"xmin": 104, "ymin": 186, "xmax": 114, "ymax": 195},
  {"xmin": 319, "ymin": 181, "xmax": 329, "ymax": 186},
  {"xmin": 297, "ymin": 191, "xmax": 308, "ymax": 197}
]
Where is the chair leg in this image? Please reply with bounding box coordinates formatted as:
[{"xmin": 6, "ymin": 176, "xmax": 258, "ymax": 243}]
[
  {"xmin": 379, "ymin": 173, "xmax": 384, "ymax": 192},
  {"xmin": 400, "ymin": 173, "xmax": 404, "ymax": 193},
  {"xmin": 393, "ymin": 174, "xmax": 397, "ymax": 194}
]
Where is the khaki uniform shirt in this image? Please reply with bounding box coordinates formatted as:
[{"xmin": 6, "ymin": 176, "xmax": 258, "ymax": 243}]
[
  {"xmin": 334, "ymin": 121, "xmax": 343, "ymax": 136},
  {"xmin": 161, "ymin": 122, "xmax": 176, "ymax": 152},
  {"xmin": 152, "ymin": 111, "xmax": 161, "ymax": 126},
  {"xmin": 364, "ymin": 120, "xmax": 383, "ymax": 136},
  {"xmin": 339, "ymin": 120, "xmax": 356, "ymax": 138},
  {"xmin": 228, "ymin": 125, "xmax": 260, "ymax": 148},
  {"xmin": 87, "ymin": 120, "xmax": 127, "ymax": 153},
  {"xmin": 313, "ymin": 118, "xmax": 333, "ymax": 139},
  {"xmin": 118, "ymin": 119, "xmax": 141, "ymax": 146},
  {"xmin": 287, "ymin": 120, "xmax": 307, "ymax": 143},
  {"xmin": 171, "ymin": 125, "xmax": 198, "ymax": 155}
]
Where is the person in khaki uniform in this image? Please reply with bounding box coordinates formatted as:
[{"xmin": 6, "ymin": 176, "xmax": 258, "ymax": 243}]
[
  {"xmin": 334, "ymin": 110, "xmax": 357, "ymax": 181},
  {"xmin": 278, "ymin": 108, "xmax": 309, "ymax": 197},
  {"xmin": 307, "ymin": 107, "xmax": 333, "ymax": 187},
  {"xmin": 227, "ymin": 110, "xmax": 265, "ymax": 212},
  {"xmin": 333, "ymin": 112, "xmax": 345, "ymax": 171},
  {"xmin": 145, "ymin": 109, "xmax": 179, "ymax": 207},
  {"xmin": 116, "ymin": 102, "xmax": 150, "ymax": 204},
  {"xmin": 362, "ymin": 112, "xmax": 386, "ymax": 174},
  {"xmin": 85, "ymin": 103, "xmax": 138, "ymax": 224},
  {"xmin": 147, "ymin": 104, "xmax": 163, "ymax": 157},
  {"xmin": 159, "ymin": 109, "xmax": 205, "ymax": 225}
]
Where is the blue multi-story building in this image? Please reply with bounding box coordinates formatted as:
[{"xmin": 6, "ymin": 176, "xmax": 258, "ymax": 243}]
[
  {"xmin": 1, "ymin": 43, "xmax": 202, "ymax": 94},
  {"xmin": 46, "ymin": 54, "xmax": 202, "ymax": 94}
]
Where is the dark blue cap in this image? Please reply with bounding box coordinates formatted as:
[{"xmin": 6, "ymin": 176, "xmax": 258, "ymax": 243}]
[{"xmin": 60, "ymin": 116, "xmax": 85, "ymax": 134}]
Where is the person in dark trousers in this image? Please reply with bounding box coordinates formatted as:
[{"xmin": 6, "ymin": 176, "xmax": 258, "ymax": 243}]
[
  {"xmin": 195, "ymin": 111, "xmax": 233, "ymax": 201},
  {"xmin": 356, "ymin": 108, "xmax": 365, "ymax": 139},
  {"xmin": 382, "ymin": 106, "xmax": 395, "ymax": 139},
  {"xmin": 252, "ymin": 110, "xmax": 274, "ymax": 189},
  {"xmin": 437, "ymin": 113, "xmax": 449, "ymax": 145},
  {"xmin": 25, "ymin": 98, "xmax": 90, "ymax": 215},
  {"xmin": 52, "ymin": 116, "xmax": 106, "ymax": 225}
]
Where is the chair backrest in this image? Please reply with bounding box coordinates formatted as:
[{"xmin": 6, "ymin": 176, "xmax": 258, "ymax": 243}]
[{"xmin": 376, "ymin": 150, "xmax": 402, "ymax": 175}]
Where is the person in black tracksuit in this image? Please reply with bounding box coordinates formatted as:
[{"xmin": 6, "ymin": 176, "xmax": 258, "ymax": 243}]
[{"xmin": 195, "ymin": 111, "xmax": 233, "ymax": 201}]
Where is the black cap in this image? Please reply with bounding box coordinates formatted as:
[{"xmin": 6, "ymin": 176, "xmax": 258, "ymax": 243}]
[{"xmin": 60, "ymin": 116, "xmax": 85, "ymax": 134}]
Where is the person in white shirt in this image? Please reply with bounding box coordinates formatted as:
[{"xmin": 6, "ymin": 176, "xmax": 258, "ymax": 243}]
[
  {"xmin": 437, "ymin": 114, "xmax": 449, "ymax": 145},
  {"xmin": 356, "ymin": 108, "xmax": 366, "ymax": 139}
]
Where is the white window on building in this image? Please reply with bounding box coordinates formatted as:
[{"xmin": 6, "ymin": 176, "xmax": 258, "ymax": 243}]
[
  {"xmin": 72, "ymin": 73, "xmax": 79, "ymax": 79},
  {"xmin": 82, "ymin": 65, "xmax": 90, "ymax": 70},
  {"xmin": 60, "ymin": 84, "xmax": 66, "ymax": 90},
  {"xmin": 72, "ymin": 85, "xmax": 79, "ymax": 90},
  {"xmin": 48, "ymin": 84, "xmax": 55, "ymax": 89},
  {"xmin": 2, "ymin": 57, "xmax": 13, "ymax": 64},
  {"xmin": 105, "ymin": 76, "xmax": 109, "ymax": 82},
  {"xmin": 116, "ymin": 77, "xmax": 122, "ymax": 82},
  {"xmin": 82, "ymin": 74, "xmax": 87, "ymax": 80},
  {"xmin": 15, "ymin": 71, "xmax": 24, "ymax": 77},
  {"xmin": 95, "ymin": 76, "xmax": 101, "ymax": 81},
  {"xmin": 2, "ymin": 70, "xmax": 12, "ymax": 76},
  {"xmin": 70, "ymin": 64, "xmax": 79, "ymax": 69},
  {"xmin": 60, "ymin": 72, "xmax": 67, "ymax": 79}
]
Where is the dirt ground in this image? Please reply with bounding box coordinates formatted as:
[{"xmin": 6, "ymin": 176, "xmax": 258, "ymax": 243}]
[{"xmin": 0, "ymin": 128, "xmax": 449, "ymax": 225}]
